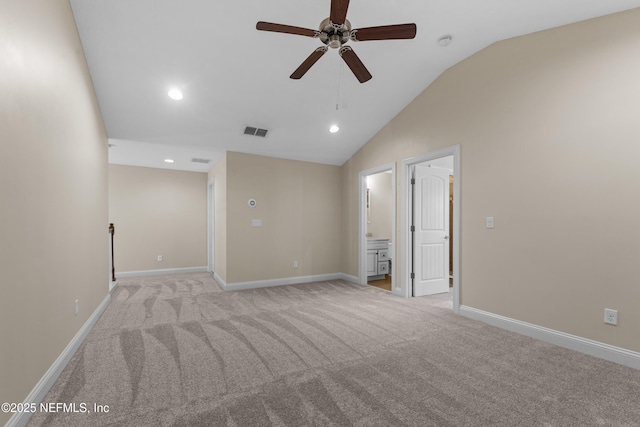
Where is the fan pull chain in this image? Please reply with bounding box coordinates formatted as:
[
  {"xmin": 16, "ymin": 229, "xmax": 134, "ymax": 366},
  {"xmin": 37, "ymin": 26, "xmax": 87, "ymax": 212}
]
[{"xmin": 336, "ymin": 60, "xmax": 343, "ymax": 111}]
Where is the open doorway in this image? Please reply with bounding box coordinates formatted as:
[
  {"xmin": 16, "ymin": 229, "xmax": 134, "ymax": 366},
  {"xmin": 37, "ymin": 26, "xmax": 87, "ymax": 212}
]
[
  {"xmin": 359, "ymin": 163, "xmax": 397, "ymax": 294},
  {"xmin": 207, "ymin": 178, "xmax": 215, "ymax": 274},
  {"xmin": 366, "ymin": 171, "xmax": 393, "ymax": 291},
  {"xmin": 402, "ymin": 145, "xmax": 460, "ymax": 312}
]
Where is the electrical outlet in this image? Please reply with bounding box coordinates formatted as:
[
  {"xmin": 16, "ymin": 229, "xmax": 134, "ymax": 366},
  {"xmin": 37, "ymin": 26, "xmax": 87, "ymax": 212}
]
[
  {"xmin": 75, "ymin": 299, "xmax": 79, "ymax": 316},
  {"xmin": 293, "ymin": 261, "xmax": 299, "ymax": 268},
  {"xmin": 157, "ymin": 255, "xmax": 163, "ymax": 262},
  {"xmin": 604, "ymin": 308, "xmax": 618, "ymax": 326}
]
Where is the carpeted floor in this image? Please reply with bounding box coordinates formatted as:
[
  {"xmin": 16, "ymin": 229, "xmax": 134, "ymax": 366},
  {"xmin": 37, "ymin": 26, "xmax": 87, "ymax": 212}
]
[{"xmin": 28, "ymin": 273, "xmax": 640, "ymax": 426}]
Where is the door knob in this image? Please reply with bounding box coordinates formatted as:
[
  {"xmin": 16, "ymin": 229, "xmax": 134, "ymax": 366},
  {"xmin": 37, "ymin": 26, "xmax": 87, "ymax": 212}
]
[{"xmin": 443, "ymin": 236, "xmax": 450, "ymax": 240}]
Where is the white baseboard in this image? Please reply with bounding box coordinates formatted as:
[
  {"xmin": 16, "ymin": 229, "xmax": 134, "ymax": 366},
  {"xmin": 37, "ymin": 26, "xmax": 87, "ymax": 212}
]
[
  {"xmin": 460, "ymin": 305, "xmax": 640, "ymax": 371},
  {"xmin": 392, "ymin": 288, "xmax": 404, "ymax": 297},
  {"xmin": 109, "ymin": 279, "xmax": 118, "ymax": 293},
  {"xmin": 338, "ymin": 273, "xmax": 359, "ymax": 284},
  {"xmin": 216, "ymin": 272, "xmax": 358, "ymax": 291},
  {"xmin": 212, "ymin": 271, "xmax": 225, "ymax": 287},
  {"xmin": 115, "ymin": 266, "xmax": 208, "ymax": 278},
  {"xmin": 6, "ymin": 293, "xmax": 112, "ymax": 427}
]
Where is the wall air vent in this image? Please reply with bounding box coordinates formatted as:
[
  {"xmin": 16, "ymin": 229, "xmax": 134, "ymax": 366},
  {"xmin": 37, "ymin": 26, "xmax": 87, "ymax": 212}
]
[
  {"xmin": 243, "ymin": 126, "xmax": 269, "ymax": 138},
  {"xmin": 191, "ymin": 158, "xmax": 211, "ymax": 164}
]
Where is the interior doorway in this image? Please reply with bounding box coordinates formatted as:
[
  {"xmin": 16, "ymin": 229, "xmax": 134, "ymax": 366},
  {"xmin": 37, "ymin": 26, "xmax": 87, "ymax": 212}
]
[
  {"xmin": 402, "ymin": 145, "xmax": 460, "ymax": 312},
  {"xmin": 207, "ymin": 178, "xmax": 215, "ymax": 274},
  {"xmin": 365, "ymin": 171, "xmax": 394, "ymax": 291},
  {"xmin": 359, "ymin": 163, "xmax": 397, "ymax": 294}
]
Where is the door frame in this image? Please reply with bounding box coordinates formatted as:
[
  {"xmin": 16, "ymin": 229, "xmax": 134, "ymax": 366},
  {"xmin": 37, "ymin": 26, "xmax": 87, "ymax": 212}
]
[
  {"xmin": 401, "ymin": 145, "xmax": 460, "ymax": 313},
  {"xmin": 359, "ymin": 163, "xmax": 397, "ymax": 294},
  {"xmin": 207, "ymin": 178, "xmax": 215, "ymax": 274}
]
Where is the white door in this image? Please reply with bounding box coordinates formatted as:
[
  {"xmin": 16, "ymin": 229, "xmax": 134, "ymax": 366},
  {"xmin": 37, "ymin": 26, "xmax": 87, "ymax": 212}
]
[{"xmin": 413, "ymin": 164, "xmax": 450, "ymax": 296}]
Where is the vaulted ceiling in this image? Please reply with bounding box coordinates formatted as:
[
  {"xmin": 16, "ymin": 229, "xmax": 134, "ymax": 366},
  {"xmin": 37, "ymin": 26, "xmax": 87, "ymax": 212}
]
[{"xmin": 70, "ymin": 0, "xmax": 640, "ymax": 172}]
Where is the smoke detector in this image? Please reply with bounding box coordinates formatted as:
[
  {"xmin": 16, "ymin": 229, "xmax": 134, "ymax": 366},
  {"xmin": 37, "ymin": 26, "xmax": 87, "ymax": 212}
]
[{"xmin": 437, "ymin": 35, "xmax": 453, "ymax": 47}]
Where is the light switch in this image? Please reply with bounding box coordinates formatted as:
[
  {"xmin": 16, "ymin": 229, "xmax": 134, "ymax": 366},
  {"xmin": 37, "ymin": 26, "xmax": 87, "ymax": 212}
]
[
  {"xmin": 252, "ymin": 219, "xmax": 262, "ymax": 227},
  {"xmin": 486, "ymin": 217, "xmax": 494, "ymax": 229}
]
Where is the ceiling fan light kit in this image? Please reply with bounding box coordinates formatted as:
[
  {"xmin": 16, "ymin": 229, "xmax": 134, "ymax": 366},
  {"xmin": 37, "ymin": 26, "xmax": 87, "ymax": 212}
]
[{"xmin": 256, "ymin": 0, "xmax": 416, "ymax": 83}]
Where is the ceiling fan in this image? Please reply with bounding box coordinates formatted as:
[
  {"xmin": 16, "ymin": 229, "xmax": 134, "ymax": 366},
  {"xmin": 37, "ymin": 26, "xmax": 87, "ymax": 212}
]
[{"xmin": 256, "ymin": 0, "xmax": 417, "ymax": 83}]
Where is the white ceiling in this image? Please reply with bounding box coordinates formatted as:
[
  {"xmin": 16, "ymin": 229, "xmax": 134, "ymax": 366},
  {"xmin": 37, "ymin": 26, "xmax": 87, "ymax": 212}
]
[{"xmin": 70, "ymin": 0, "xmax": 640, "ymax": 172}]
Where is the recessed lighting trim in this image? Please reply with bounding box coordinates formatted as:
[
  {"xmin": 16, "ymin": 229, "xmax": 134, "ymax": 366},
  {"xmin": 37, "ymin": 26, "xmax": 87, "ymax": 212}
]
[
  {"xmin": 329, "ymin": 124, "xmax": 340, "ymax": 133},
  {"xmin": 167, "ymin": 88, "xmax": 183, "ymax": 100},
  {"xmin": 164, "ymin": 159, "xmax": 175, "ymax": 163}
]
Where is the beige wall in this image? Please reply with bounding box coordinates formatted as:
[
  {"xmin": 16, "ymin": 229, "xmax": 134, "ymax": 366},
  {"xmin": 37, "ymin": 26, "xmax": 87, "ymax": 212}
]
[
  {"xmin": 108, "ymin": 164, "xmax": 207, "ymax": 272},
  {"xmin": 342, "ymin": 8, "xmax": 640, "ymax": 352},
  {"xmin": 366, "ymin": 172, "xmax": 393, "ymax": 241},
  {"xmin": 221, "ymin": 152, "xmax": 342, "ymax": 283},
  {"xmin": 0, "ymin": 0, "xmax": 109, "ymax": 422}
]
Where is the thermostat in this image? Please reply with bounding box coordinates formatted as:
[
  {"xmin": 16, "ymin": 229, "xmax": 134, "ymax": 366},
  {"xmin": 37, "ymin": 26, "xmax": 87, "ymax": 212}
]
[{"xmin": 248, "ymin": 199, "xmax": 257, "ymax": 208}]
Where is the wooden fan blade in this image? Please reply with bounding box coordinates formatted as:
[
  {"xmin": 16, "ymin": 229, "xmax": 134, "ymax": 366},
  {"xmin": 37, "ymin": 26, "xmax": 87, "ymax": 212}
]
[
  {"xmin": 256, "ymin": 21, "xmax": 317, "ymax": 37},
  {"xmin": 330, "ymin": 0, "xmax": 350, "ymax": 25},
  {"xmin": 290, "ymin": 47, "xmax": 328, "ymax": 79},
  {"xmin": 339, "ymin": 46, "xmax": 372, "ymax": 83},
  {"xmin": 352, "ymin": 23, "xmax": 417, "ymax": 41}
]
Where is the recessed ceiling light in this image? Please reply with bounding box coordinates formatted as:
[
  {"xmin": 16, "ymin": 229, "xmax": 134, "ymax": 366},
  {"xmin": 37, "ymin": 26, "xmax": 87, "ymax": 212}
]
[
  {"xmin": 167, "ymin": 88, "xmax": 183, "ymax": 100},
  {"xmin": 329, "ymin": 124, "xmax": 340, "ymax": 133},
  {"xmin": 437, "ymin": 35, "xmax": 453, "ymax": 47},
  {"xmin": 164, "ymin": 159, "xmax": 175, "ymax": 163}
]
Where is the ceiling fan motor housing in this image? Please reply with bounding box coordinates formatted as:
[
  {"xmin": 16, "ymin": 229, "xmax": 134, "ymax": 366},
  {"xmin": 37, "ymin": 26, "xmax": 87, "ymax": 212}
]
[{"xmin": 318, "ymin": 18, "xmax": 351, "ymax": 48}]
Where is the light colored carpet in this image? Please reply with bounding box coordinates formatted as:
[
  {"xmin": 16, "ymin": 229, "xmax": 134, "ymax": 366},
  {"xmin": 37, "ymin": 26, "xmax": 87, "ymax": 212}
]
[{"xmin": 28, "ymin": 273, "xmax": 640, "ymax": 426}]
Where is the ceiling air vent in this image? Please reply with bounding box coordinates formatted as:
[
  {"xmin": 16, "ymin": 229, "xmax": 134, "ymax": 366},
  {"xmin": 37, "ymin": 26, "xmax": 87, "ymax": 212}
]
[
  {"xmin": 191, "ymin": 158, "xmax": 211, "ymax": 164},
  {"xmin": 243, "ymin": 126, "xmax": 269, "ymax": 138}
]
